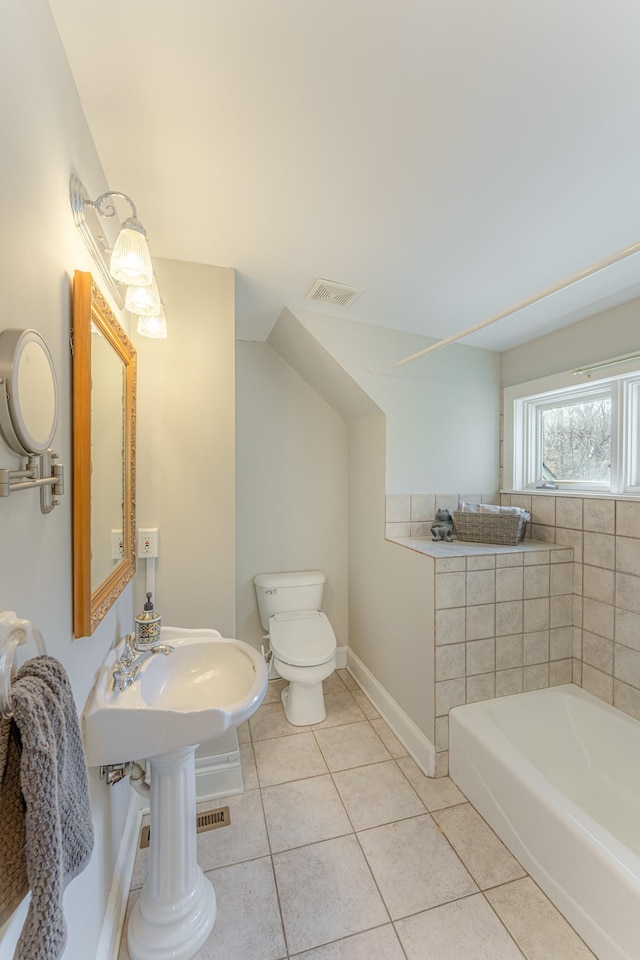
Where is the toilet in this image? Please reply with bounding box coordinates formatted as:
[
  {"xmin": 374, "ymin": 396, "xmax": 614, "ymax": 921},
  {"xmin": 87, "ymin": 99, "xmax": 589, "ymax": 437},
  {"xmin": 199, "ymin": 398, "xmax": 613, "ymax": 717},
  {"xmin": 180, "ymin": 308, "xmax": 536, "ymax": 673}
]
[{"xmin": 253, "ymin": 570, "xmax": 337, "ymax": 725}]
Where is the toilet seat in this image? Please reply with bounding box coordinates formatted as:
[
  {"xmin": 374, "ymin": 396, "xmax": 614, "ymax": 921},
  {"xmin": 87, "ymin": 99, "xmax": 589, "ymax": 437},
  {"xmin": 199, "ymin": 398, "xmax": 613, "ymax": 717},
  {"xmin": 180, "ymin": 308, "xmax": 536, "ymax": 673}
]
[{"xmin": 269, "ymin": 610, "xmax": 336, "ymax": 667}]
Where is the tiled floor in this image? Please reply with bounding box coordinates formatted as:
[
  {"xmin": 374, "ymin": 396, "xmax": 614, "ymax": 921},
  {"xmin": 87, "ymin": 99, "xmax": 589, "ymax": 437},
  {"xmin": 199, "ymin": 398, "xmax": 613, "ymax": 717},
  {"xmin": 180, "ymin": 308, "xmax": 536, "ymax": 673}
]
[{"xmin": 119, "ymin": 670, "xmax": 596, "ymax": 960}]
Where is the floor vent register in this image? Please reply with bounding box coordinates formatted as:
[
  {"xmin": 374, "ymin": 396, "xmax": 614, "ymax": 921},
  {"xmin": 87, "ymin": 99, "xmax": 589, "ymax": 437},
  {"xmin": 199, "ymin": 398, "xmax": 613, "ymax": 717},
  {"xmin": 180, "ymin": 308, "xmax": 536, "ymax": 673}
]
[{"xmin": 139, "ymin": 806, "xmax": 231, "ymax": 849}]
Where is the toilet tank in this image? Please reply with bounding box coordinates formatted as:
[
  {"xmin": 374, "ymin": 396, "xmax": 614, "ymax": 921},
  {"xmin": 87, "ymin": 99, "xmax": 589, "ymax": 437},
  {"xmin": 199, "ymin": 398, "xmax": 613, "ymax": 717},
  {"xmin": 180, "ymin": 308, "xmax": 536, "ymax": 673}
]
[{"xmin": 253, "ymin": 570, "xmax": 326, "ymax": 631}]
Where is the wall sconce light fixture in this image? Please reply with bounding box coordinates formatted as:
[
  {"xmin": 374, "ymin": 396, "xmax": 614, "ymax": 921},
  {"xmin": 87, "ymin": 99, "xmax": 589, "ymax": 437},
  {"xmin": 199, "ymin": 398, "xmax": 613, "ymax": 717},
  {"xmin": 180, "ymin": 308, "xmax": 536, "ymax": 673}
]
[
  {"xmin": 136, "ymin": 307, "xmax": 168, "ymax": 340},
  {"xmin": 70, "ymin": 174, "xmax": 168, "ymax": 338},
  {"xmin": 125, "ymin": 278, "xmax": 161, "ymax": 316}
]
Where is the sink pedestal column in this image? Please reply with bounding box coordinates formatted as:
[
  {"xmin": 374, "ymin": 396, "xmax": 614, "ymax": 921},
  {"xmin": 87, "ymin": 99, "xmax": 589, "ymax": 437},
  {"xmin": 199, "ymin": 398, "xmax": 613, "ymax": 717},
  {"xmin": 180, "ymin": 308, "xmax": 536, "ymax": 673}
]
[{"xmin": 127, "ymin": 746, "xmax": 216, "ymax": 960}]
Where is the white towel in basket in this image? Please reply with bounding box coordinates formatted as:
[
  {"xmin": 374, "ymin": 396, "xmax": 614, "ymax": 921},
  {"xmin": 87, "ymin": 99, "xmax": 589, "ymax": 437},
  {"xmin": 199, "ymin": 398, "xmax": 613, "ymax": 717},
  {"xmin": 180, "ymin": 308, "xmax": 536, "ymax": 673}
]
[{"xmin": 460, "ymin": 502, "xmax": 528, "ymax": 517}]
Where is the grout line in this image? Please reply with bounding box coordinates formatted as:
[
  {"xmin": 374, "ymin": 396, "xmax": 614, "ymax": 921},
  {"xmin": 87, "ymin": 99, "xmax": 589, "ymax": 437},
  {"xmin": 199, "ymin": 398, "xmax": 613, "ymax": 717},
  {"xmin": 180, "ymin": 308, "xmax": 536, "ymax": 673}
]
[{"xmin": 477, "ymin": 889, "xmax": 528, "ymax": 959}]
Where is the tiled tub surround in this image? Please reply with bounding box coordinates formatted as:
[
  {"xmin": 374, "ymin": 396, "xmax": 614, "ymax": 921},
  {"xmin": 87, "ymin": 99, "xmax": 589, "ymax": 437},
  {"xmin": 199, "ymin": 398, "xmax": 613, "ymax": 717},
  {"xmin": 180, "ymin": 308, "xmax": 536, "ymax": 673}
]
[
  {"xmin": 120, "ymin": 672, "xmax": 596, "ymax": 960},
  {"xmin": 387, "ymin": 491, "xmax": 640, "ymax": 775},
  {"xmin": 501, "ymin": 493, "xmax": 640, "ymax": 721},
  {"xmin": 432, "ymin": 544, "xmax": 574, "ymax": 776}
]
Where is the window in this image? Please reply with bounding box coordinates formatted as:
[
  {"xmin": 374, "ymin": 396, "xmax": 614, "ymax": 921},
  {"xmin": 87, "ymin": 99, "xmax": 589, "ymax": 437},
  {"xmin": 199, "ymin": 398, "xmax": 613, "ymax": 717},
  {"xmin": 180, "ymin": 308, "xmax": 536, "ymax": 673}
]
[{"xmin": 505, "ymin": 366, "xmax": 640, "ymax": 496}]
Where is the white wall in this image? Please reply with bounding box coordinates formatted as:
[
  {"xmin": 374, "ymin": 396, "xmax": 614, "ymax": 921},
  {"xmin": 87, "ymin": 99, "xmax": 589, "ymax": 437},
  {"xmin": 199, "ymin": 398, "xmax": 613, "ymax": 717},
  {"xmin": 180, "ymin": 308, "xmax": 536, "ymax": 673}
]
[
  {"xmin": 0, "ymin": 1, "xmax": 135, "ymax": 956},
  {"xmin": 235, "ymin": 341, "xmax": 348, "ymax": 648},
  {"xmin": 292, "ymin": 309, "xmax": 502, "ymax": 494},
  {"xmin": 266, "ymin": 313, "xmax": 436, "ymax": 742},
  {"xmin": 348, "ymin": 413, "xmax": 435, "ymax": 740},
  {"xmin": 501, "ymin": 295, "xmax": 640, "ymax": 388},
  {"xmin": 134, "ymin": 257, "xmax": 236, "ymax": 637}
]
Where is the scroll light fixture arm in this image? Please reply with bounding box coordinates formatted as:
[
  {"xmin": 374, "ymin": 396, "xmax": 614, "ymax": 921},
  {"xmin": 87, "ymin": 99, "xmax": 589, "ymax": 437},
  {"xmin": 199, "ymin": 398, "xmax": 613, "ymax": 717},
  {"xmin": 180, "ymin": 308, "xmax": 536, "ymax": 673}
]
[
  {"xmin": 70, "ymin": 174, "xmax": 126, "ymax": 308},
  {"xmin": 86, "ymin": 190, "xmax": 148, "ymax": 238},
  {"xmin": 378, "ymin": 237, "xmax": 640, "ymax": 374},
  {"xmin": 70, "ymin": 175, "xmax": 167, "ymax": 337}
]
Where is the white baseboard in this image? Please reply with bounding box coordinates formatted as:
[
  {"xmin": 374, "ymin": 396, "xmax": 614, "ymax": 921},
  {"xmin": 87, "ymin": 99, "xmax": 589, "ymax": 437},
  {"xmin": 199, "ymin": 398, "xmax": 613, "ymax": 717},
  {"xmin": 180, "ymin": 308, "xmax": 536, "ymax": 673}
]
[
  {"xmin": 346, "ymin": 649, "xmax": 436, "ymax": 777},
  {"xmin": 335, "ymin": 644, "xmax": 347, "ymax": 669},
  {"xmin": 95, "ymin": 789, "xmax": 143, "ymax": 960},
  {"xmin": 195, "ymin": 751, "xmax": 244, "ymax": 803}
]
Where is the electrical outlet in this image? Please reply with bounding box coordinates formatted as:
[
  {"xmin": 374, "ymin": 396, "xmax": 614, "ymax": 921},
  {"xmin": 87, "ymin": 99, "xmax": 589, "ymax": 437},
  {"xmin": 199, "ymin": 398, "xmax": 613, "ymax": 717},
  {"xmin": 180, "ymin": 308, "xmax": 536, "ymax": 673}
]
[
  {"xmin": 138, "ymin": 527, "xmax": 159, "ymax": 558},
  {"xmin": 111, "ymin": 530, "xmax": 124, "ymax": 561}
]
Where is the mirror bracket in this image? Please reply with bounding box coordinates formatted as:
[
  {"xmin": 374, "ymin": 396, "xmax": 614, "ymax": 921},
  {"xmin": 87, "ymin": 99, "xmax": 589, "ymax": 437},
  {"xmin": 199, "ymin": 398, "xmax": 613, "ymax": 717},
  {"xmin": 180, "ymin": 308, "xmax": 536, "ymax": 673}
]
[
  {"xmin": 0, "ymin": 450, "xmax": 64, "ymax": 514},
  {"xmin": 0, "ymin": 327, "xmax": 63, "ymax": 514}
]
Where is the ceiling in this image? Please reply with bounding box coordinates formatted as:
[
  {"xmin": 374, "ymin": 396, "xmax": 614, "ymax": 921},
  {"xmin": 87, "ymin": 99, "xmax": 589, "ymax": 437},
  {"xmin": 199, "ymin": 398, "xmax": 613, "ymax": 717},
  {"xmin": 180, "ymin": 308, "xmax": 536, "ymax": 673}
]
[{"xmin": 49, "ymin": 0, "xmax": 640, "ymax": 353}]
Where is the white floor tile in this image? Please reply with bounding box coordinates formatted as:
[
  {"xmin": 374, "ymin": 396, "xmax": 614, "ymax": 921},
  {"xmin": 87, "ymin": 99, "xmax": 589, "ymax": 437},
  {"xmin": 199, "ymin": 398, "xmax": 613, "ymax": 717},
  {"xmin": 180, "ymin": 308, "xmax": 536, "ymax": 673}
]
[
  {"xmin": 254, "ymin": 732, "xmax": 329, "ymax": 786},
  {"xmin": 323, "ymin": 673, "xmax": 348, "ymax": 696},
  {"xmin": 336, "ymin": 668, "xmax": 359, "ymax": 690},
  {"xmin": 310, "ymin": 691, "xmax": 366, "ymax": 729},
  {"xmin": 485, "ymin": 877, "xmax": 597, "ymax": 959},
  {"xmin": 273, "ymin": 835, "xmax": 389, "ymax": 955},
  {"xmin": 237, "ymin": 720, "xmax": 251, "ymax": 743},
  {"xmin": 350, "ymin": 689, "xmax": 380, "ymax": 719},
  {"xmin": 239, "ymin": 741, "xmax": 259, "ymax": 790},
  {"xmin": 332, "ymin": 760, "xmax": 426, "ymax": 831},
  {"xmin": 435, "ymin": 803, "xmax": 526, "ymax": 889},
  {"xmin": 358, "ymin": 814, "xmax": 477, "ymax": 919},
  {"xmin": 289, "ymin": 924, "xmax": 406, "ymax": 959},
  {"xmin": 395, "ymin": 893, "xmax": 525, "ymax": 959},
  {"xmin": 251, "ymin": 701, "xmax": 310, "ymax": 740},
  {"xmin": 369, "ymin": 718, "xmax": 406, "ymax": 756},
  {"xmin": 313, "ymin": 722, "xmax": 390, "ymax": 771},
  {"xmin": 262, "ymin": 775, "xmax": 353, "ymax": 853},
  {"xmin": 263, "ymin": 678, "xmax": 289, "ymax": 704},
  {"xmin": 396, "ymin": 757, "xmax": 466, "ymax": 810},
  {"xmin": 201, "ymin": 857, "xmax": 287, "ymax": 960}
]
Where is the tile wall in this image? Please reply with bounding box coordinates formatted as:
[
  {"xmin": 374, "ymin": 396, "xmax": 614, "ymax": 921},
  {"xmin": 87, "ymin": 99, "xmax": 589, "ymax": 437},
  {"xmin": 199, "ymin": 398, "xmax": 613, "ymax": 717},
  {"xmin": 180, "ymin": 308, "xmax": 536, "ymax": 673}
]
[
  {"xmin": 503, "ymin": 493, "xmax": 640, "ymax": 721},
  {"xmin": 433, "ymin": 545, "xmax": 574, "ymax": 776},
  {"xmin": 385, "ymin": 491, "xmax": 640, "ymax": 776},
  {"xmin": 385, "ymin": 492, "xmax": 500, "ymax": 541}
]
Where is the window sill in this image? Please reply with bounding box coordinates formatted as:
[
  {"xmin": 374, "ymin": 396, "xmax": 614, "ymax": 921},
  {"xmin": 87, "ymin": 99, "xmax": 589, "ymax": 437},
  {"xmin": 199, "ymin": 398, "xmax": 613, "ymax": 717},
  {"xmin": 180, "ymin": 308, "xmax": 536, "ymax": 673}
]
[{"xmin": 502, "ymin": 489, "xmax": 640, "ymax": 501}]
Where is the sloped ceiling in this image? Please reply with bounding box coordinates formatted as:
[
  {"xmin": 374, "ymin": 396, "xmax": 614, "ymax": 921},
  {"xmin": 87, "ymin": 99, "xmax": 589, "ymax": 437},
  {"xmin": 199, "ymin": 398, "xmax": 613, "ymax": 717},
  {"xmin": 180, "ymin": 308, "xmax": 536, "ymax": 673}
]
[{"xmin": 49, "ymin": 0, "xmax": 640, "ymax": 352}]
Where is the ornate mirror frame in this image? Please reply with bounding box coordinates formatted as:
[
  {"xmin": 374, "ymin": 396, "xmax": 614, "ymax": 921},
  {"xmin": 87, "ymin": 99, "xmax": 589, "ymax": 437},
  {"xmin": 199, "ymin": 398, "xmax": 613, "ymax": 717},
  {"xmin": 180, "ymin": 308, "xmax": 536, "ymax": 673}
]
[{"xmin": 72, "ymin": 271, "xmax": 136, "ymax": 637}]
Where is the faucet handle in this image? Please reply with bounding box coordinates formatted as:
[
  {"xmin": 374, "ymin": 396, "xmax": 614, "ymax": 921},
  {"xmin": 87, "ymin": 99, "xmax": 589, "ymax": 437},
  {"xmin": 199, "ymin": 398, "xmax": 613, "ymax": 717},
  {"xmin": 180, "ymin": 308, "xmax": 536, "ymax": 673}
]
[
  {"xmin": 120, "ymin": 633, "xmax": 136, "ymax": 665},
  {"xmin": 112, "ymin": 660, "xmax": 132, "ymax": 693}
]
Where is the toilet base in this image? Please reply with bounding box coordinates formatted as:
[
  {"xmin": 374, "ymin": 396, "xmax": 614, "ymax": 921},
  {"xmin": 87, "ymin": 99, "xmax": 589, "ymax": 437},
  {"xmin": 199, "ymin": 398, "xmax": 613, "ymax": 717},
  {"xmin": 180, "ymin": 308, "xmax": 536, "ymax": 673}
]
[{"xmin": 281, "ymin": 681, "xmax": 326, "ymax": 726}]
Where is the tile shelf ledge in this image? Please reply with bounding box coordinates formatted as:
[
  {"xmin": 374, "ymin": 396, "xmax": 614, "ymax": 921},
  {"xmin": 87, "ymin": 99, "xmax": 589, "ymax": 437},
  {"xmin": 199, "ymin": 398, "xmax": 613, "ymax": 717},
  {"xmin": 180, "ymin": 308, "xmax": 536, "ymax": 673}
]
[{"xmin": 386, "ymin": 536, "xmax": 570, "ymax": 560}]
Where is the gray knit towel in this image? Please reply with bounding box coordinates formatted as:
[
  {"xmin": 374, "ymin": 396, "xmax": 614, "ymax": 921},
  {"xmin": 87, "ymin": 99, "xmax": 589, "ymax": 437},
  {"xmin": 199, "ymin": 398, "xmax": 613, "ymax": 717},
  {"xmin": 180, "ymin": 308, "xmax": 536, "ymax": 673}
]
[{"xmin": 0, "ymin": 655, "xmax": 94, "ymax": 960}]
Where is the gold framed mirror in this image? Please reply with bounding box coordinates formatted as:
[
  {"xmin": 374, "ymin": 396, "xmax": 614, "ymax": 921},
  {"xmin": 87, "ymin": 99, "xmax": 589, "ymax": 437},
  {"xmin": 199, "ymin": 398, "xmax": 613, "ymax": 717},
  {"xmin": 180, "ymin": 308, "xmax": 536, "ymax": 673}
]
[{"xmin": 72, "ymin": 271, "xmax": 136, "ymax": 637}]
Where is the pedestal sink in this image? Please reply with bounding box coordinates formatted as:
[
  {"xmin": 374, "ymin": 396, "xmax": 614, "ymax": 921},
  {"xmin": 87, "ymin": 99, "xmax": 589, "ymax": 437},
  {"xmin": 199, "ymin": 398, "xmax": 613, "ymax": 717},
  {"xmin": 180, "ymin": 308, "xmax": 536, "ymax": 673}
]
[{"xmin": 83, "ymin": 627, "xmax": 268, "ymax": 960}]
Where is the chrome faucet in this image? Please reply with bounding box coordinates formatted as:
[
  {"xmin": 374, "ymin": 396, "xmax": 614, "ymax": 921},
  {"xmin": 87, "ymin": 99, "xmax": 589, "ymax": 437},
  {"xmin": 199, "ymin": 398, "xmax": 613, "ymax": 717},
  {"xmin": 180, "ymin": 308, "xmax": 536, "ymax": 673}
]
[{"xmin": 112, "ymin": 633, "xmax": 174, "ymax": 692}]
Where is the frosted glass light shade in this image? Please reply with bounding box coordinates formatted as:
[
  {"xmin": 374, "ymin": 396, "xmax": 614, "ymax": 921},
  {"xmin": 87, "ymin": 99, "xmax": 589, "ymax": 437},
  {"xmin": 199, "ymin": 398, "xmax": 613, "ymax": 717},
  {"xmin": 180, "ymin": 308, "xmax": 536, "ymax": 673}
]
[
  {"xmin": 137, "ymin": 308, "xmax": 167, "ymax": 339},
  {"xmin": 110, "ymin": 226, "xmax": 153, "ymax": 285},
  {"xmin": 125, "ymin": 278, "xmax": 161, "ymax": 315}
]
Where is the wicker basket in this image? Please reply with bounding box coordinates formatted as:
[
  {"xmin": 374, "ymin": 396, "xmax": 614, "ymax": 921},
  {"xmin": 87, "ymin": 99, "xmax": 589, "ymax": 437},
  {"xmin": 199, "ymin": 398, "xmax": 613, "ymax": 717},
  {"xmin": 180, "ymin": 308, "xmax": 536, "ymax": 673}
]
[{"xmin": 452, "ymin": 510, "xmax": 529, "ymax": 546}]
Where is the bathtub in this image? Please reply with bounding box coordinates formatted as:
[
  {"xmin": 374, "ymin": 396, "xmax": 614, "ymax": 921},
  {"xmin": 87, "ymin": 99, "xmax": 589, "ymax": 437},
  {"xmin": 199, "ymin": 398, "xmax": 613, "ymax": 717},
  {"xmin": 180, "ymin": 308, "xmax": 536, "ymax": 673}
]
[{"xmin": 449, "ymin": 683, "xmax": 640, "ymax": 960}]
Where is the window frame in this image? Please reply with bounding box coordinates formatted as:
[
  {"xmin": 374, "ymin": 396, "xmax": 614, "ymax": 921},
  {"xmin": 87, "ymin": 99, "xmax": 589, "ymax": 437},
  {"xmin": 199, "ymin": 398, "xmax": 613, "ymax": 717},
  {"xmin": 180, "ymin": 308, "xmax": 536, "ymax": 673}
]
[{"xmin": 504, "ymin": 362, "xmax": 640, "ymax": 497}]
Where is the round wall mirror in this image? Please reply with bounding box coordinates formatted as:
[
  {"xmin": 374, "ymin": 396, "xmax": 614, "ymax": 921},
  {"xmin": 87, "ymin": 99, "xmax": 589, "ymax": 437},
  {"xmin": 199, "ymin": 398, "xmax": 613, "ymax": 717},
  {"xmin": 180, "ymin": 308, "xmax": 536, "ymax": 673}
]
[{"xmin": 0, "ymin": 329, "xmax": 59, "ymax": 456}]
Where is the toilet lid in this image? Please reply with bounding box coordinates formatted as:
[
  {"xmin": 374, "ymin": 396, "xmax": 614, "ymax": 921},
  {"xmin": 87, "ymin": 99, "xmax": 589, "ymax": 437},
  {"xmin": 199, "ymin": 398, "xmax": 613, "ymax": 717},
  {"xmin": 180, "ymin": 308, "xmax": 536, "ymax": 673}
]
[{"xmin": 269, "ymin": 610, "xmax": 336, "ymax": 667}]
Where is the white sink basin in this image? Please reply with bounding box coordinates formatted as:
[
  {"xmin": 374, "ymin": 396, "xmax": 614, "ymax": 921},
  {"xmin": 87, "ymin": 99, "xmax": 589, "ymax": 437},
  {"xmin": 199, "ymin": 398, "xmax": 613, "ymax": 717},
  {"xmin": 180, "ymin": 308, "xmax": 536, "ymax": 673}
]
[{"xmin": 83, "ymin": 626, "xmax": 268, "ymax": 766}]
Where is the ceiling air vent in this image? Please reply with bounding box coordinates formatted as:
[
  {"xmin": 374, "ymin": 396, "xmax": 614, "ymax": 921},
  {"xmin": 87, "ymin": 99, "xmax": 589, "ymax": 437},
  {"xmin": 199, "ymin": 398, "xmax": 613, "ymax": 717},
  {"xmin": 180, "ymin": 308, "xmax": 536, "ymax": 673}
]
[{"xmin": 305, "ymin": 278, "xmax": 364, "ymax": 308}]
